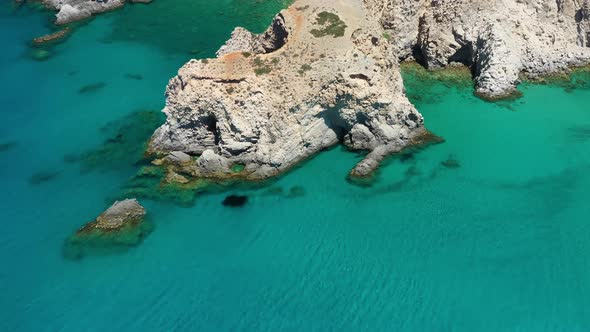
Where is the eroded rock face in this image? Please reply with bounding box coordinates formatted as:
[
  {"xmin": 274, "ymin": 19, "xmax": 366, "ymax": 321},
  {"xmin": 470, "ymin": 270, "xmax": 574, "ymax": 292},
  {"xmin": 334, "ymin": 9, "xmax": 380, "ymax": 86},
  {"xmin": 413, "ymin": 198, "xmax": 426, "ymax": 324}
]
[
  {"xmin": 41, "ymin": 0, "xmax": 139, "ymax": 25},
  {"xmin": 150, "ymin": 0, "xmax": 590, "ymax": 181},
  {"xmin": 150, "ymin": 0, "xmax": 427, "ymax": 179},
  {"xmin": 366, "ymin": 0, "xmax": 590, "ymax": 99}
]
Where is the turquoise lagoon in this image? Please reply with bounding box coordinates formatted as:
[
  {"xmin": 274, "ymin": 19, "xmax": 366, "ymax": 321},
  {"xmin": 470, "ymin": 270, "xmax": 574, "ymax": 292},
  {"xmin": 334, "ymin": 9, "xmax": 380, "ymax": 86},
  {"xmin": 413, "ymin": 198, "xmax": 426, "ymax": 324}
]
[{"xmin": 1, "ymin": 1, "xmax": 590, "ymax": 331}]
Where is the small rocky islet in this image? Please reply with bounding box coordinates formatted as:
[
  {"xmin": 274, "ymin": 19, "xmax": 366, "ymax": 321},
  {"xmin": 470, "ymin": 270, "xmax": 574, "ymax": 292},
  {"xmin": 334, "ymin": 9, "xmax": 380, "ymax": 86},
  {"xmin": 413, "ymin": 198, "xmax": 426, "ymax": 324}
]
[
  {"xmin": 29, "ymin": 0, "xmax": 590, "ymax": 251},
  {"xmin": 63, "ymin": 199, "xmax": 152, "ymax": 260}
]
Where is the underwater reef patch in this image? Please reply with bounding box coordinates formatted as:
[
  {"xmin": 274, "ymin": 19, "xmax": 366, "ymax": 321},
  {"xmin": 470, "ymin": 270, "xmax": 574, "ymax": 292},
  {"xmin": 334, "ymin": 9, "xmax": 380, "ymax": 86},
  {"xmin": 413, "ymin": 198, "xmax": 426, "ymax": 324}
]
[
  {"xmin": 68, "ymin": 110, "xmax": 164, "ymax": 173},
  {"xmin": 125, "ymin": 73, "xmax": 144, "ymax": 80},
  {"xmin": 568, "ymin": 125, "xmax": 590, "ymax": 141},
  {"xmin": 28, "ymin": 170, "xmax": 61, "ymax": 185},
  {"xmin": 0, "ymin": 141, "xmax": 17, "ymax": 153},
  {"xmin": 441, "ymin": 155, "xmax": 461, "ymax": 169},
  {"xmin": 78, "ymin": 82, "xmax": 106, "ymax": 94}
]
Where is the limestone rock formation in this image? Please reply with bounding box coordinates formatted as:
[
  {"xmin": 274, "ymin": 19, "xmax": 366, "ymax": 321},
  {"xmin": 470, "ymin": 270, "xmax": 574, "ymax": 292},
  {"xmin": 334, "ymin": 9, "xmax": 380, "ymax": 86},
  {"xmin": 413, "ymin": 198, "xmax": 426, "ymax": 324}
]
[
  {"xmin": 366, "ymin": 0, "xmax": 590, "ymax": 99},
  {"xmin": 40, "ymin": 0, "xmax": 148, "ymax": 25},
  {"xmin": 149, "ymin": 0, "xmax": 590, "ymax": 182},
  {"xmin": 64, "ymin": 199, "xmax": 150, "ymax": 259},
  {"xmin": 149, "ymin": 0, "xmax": 427, "ymax": 180},
  {"xmin": 80, "ymin": 198, "xmax": 146, "ymax": 232}
]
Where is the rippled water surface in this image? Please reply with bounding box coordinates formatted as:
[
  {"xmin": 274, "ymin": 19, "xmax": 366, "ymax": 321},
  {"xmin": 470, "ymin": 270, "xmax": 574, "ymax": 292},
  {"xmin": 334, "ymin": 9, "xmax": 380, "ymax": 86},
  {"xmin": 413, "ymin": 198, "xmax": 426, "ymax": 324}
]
[{"xmin": 1, "ymin": 1, "xmax": 590, "ymax": 331}]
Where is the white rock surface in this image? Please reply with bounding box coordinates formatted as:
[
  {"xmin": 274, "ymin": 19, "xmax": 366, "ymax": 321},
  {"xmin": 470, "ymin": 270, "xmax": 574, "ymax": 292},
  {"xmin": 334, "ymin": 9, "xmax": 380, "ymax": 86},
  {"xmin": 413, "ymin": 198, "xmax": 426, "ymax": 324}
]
[
  {"xmin": 94, "ymin": 199, "xmax": 146, "ymax": 230},
  {"xmin": 42, "ymin": 0, "xmax": 131, "ymax": 25}
]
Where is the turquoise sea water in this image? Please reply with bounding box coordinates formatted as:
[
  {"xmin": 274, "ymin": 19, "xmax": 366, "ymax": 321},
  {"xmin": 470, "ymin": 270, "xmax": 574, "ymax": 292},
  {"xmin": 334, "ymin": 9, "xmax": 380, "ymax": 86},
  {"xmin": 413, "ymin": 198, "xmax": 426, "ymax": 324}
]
[{"xmin": 2, "ymin": 1, "xmax": 590, "ymax": 331}]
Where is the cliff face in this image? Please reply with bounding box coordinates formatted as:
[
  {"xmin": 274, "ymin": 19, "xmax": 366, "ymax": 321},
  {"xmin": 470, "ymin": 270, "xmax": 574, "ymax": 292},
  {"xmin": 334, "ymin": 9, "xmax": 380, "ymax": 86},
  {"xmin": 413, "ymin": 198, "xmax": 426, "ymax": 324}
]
[
  {"xmin": 149, "ymin": 0, "xmax": 590, "ymax": 181},
  {"xmin": 367, "ymin": 0, "xmax": 590, "ymax": 98},
  {"xmin": 150, "ymin": 0, "xmax": 427, "ymax": 180}
]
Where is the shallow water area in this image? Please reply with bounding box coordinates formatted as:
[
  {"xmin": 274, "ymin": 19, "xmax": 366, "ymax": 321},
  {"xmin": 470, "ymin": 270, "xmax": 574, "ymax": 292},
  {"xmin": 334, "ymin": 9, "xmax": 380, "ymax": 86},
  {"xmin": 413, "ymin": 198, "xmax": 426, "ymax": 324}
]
[{"xmin": 1, "ymin": 1, "xmax": 590, "ymax": 331}]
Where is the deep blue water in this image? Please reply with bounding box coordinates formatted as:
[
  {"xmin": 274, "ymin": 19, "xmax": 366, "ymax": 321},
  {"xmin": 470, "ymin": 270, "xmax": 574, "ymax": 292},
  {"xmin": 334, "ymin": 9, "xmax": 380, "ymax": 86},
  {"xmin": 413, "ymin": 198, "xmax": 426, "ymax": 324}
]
[{"xmin": 2, "ymin": 2, "xmax": 590, "ymax": 331}]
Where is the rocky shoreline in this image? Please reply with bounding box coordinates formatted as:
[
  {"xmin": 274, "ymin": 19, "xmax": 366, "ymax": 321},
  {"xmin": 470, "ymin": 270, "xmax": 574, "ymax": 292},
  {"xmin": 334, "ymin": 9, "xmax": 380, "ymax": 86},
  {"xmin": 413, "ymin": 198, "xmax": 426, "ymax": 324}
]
[
  {"xmin": 39, "ymin": 0, "xmax": 151, "ymax": 25},
  {"xmin": 147, "ymin": 0, "xmax": 590, "ymax": 183}
]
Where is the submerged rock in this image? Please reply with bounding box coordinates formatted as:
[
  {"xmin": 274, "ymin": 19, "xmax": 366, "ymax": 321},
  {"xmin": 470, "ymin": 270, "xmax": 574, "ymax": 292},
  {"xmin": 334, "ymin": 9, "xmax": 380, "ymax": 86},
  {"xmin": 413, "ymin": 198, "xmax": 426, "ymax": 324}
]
[
  {"xmin": 222, "ymin": 195, "xmax": 248, "ymax": 207},
  {"xmin": 63, "ymin": 199, "xmax": 151, "ymax": 260},
  {"xmin": 125, "ymin": 73, "xmax": 144, "ymax": 80},
  {"xmin": 29, "ymin": 170, "xmax": 60, "ymax": 185},
  {"xmin": 70, "ymin": 110, "xmax": 164, "ymax": 173},
  {"xmin": 32, "ymin": 27, "xmax": 71, "ymax": 46},
  {"xmin": 31, "ymin": 48, "xmax": 52, "ymax": 61},
  {"xmin": 287, "ymin": 186, "xmax": 305, "ymax": 198},
  {"xmin": 78, "ymin": 82, "xmax": 106, "ymax": 94},
  {"xmin": 441, "ymin": 156, "xmax": 461, "ymax": 169},
  {"xmin": 0, "ymin": 141, "xmax": 17, "ymax": 153}
]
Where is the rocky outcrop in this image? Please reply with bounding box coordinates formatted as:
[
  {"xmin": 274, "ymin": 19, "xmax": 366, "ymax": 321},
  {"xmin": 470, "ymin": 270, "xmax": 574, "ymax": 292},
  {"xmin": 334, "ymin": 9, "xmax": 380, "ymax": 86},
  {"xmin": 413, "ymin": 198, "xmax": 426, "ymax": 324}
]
[
  {"xmin": 150, "ymin": 0, "xmax": 429, "ymax": 180},
  {"xmin": 578, "ymin": 0, "xmax": 590, "ymax": 47},
  {"xmin": 367, "ymin": 0, "xmax": 590, "ymax": 99},
  {"xmin": 40, "ymin": 0, "xmax": 149, "ymax": 25},
  {"xmin": 32, "ymin": 27, "xmax": 71, "ymax": 46},
  {"xmin": 78, "ymin": 199, "xmax": 146, "ymax": 232},
  {"xmin": 149, "ymin": 0, "xmax": 590, "ymax": 183},
  {"xmin": 64, "ymin": 199, "xmax": 151, "ymax": 259},
  {"xmin": 216, "ymin": 14, "xmax": 290, "ymax": 57}
]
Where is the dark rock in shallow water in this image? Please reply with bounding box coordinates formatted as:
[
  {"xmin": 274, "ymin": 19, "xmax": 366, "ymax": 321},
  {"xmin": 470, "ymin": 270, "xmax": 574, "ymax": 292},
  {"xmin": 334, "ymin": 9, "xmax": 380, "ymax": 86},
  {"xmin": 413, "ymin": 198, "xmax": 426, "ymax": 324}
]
[
  {"xmin": 405, "ymin": 165, "xmax": 421, "ymax": 177},
  {"xmin": 222, "ymin": 195, "xmax": 248, "ymax": 207},
  {"xmin": 568, "ymin": 126, "xmax": 590, "ymax": 141},
  {"xmin": 125, "ymin": 73, "xmax": 143, "ymax": 80},
  {"xmin": 63, "ymin": 153, "xmax": 81, "ymax": 163},
  {"xmin": 63, "ymin": 199, "xmax": 151, "ymax": 260},
  {"xmin": 287, "ymin": 186, "xmax": 305, "ymax": 198},
  {"xmin": 29, "ymin": 170, "xmax": 60, "ymax": 185},
  {"xmin": 261, "ymin": 186, "xmax": 284, "ymax": 196},
  {"xmin": 441, "ymin": 156, "xmax": 461, "ymax": 169},
  {"xmin": 0, "ymin": 141, "xmax": 17, "ymax": 153},
  {"xmin": 32, "ymin": 27, "xmax": 71, "ymax": 46},
  {"xmin": 78, "ymin": 82, "xmax": 106, "ymax": 94},
  {"xmin": 72, "ymin": 110, "xmax": 164, "ymax": 173},
  {"xmin": 399, "ymin": 152, "xmax": 415, "ymax": 163}
]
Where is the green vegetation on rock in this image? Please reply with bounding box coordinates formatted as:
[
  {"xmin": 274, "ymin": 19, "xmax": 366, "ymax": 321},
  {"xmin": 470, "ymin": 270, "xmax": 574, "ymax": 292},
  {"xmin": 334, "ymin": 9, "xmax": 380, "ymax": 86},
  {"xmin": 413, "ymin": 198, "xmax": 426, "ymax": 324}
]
[{"xmin": 310, "ymin": 11, "xmax": 347, "ymax": 38}]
